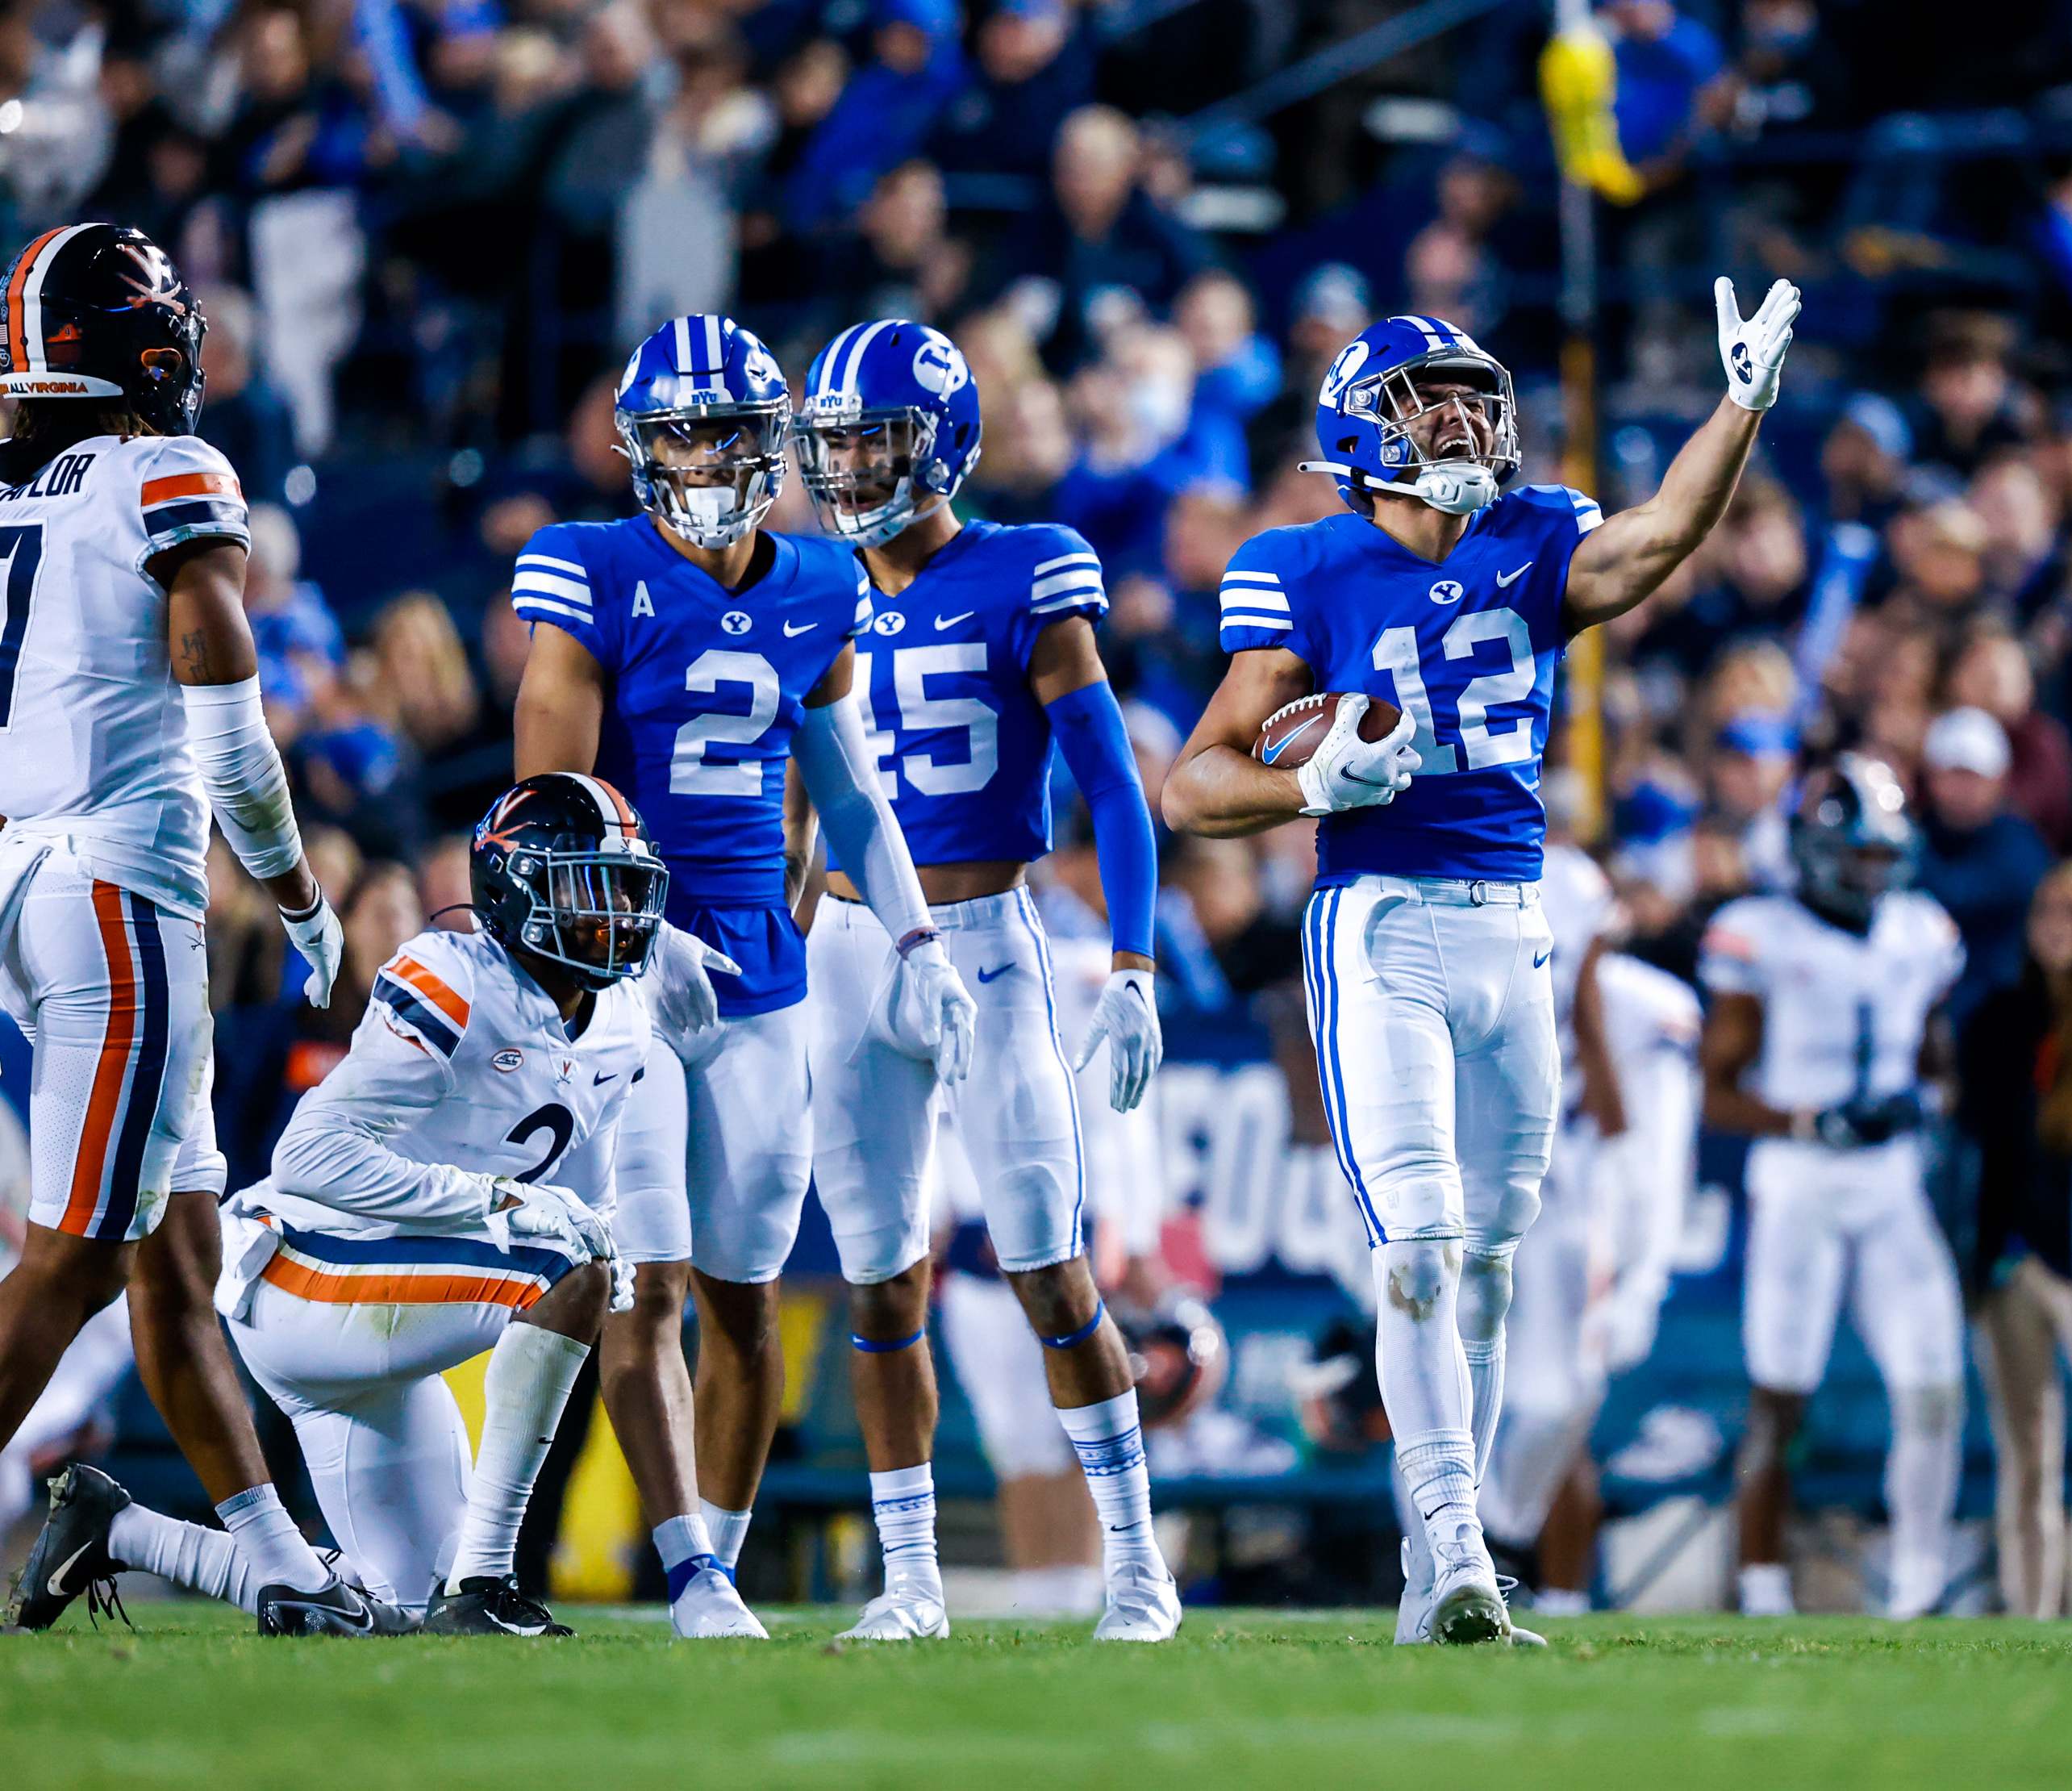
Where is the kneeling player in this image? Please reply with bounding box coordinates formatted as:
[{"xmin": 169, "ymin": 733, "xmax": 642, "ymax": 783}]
[
  {"xmin": 17, "ymin": 776, "xmax": 753, "ymax": 1636},
  {"xmin": 1701, "ymin": 758, "xmax": 1966, "ymax": 1620}
]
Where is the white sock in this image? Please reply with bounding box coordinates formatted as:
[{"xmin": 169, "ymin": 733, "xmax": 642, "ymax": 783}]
[
  {"xmin": 701, "ymin": 1498, "xmax": 753, "ymax": 1571},
  {"xmin": 1396, "ymin": 1434, "xmax": 1479, "ymax": 1546},
  {"xmin": 1057, "ymin": 1390, "xmax": 1161, "ymax": 1574},
  {"xmin": 1462, "ymin": 1336, "xmax": 1505, "ymax": 1484},
  {"xmin": 1457, "ymin": 1249, "xmax": 1514, "ymax": 1486},
  {"xmin": 869, "ymin": 1463, "xmax": 940, "ymax": 1594},
  {"xmin": 215, "ymin": 1484, "xmax": 331, "ymax": 1594},
  {"xmin": 447, "ymin": 1324, "xmax": 590, "ymax": 1585},
  {"xmin": 110, "ymin": 1504, "xmax": 261, "ymax": 1614},
  {"xmin": 1888, "ymin": 1384, "xmax": 1961, "ymax": 1567},
  {"xmin": 654, "ymin": 1511, "xmax": 721, "ymax": 1604}
]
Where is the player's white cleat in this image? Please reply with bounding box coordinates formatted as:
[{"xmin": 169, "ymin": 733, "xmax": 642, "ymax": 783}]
[
  {"xmin": 837, "ymin": 1586, "xmax": 950, "ymax": 1641},
  {"xmin": 1396, "ymin": 1531, "xmax": 1436, "ymax": 1644},
  {"xmin": 1428, "ymin": 1523, "xmax": 1519, "ymax": 1646},
  {"xmin": 1886, "ymin": 1552, "xmax": 1945, "ymax": 1622},
  {"xmin": 670, "ymin": 1566, "xmax": 769, "ymax": 1639},
  {"xmin": 1092, "ymin": 1562, "xmax": 1183, "ymax": 1641},
  {"xmin": 1738, "ymin": 1562, "xmax": 1795, "ymax": 1618}
]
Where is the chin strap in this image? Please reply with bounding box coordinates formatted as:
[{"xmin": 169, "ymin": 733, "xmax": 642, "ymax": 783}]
[{"xmin": 1298, "ymin": 459, "xmax": 1499, "ymax": 516}]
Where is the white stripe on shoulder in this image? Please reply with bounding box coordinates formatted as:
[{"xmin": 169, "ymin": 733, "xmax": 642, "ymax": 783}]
[
  {"xmin": 511, "ymin": 596, "xmax": 593, "ymax": 627},
  {"xmin": 1032, "ymin": 591, "xmax": 1107, "ymax": 616},
  {"xmin": 1220, "ymin": 614, "xmax": 1292, "ymax": 633},
  {"xmin": 1032, "ymin": 550, "xmax": 1101, "ymax": 577},
  {"xmin": 1219, "ymin": 585, "xmax": 1290, "ymax": 612},
  {"xmin": 516, "ymin": 553, "xmax": 588, "ymax": 579},
  {"xmin": 1219, "ymin": 570, "xmax": 1282, "ymax": 587},
  {"xmin": 512, "ymin": 570, "xmax": 593, "ymax": 606},
  {"xmin": 1031, "ymin": 570, "xmax": 1104, "ymax": 602}
]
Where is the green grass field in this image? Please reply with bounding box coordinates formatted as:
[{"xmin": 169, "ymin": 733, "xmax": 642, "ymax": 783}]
[{"xmin": 7, "ymin": 1603, "xmax": 2072, "ymax": 1790}]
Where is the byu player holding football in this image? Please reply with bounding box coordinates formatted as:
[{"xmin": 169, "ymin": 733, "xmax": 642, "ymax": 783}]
[
  {"xmin": 1702, "ymin": 758, "xmax": 1966, "ymax": 1621},
  {"xmin": 790, "ymin": 322, "xmax": 1174, "ymax": 1642},
  {"xmin": 511, "ymin": 315, "xmax": 974, "ymax": 1636},
  {"xmin": 1164, "ymin": 279, "xmax": 1800, "ymax": 1643}
]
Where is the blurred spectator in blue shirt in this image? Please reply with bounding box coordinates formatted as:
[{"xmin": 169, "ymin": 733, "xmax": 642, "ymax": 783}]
[
  {"xmin": 1403, "ymin": 156, "xmax": 1518, "ymax": 344},
  {"xmin": 1820, "ymin": 394, "xmax": 1914, "ymax": 530},
  {"xmin": 195, "ymin": 286, "xmax": 298, "ymax": 507},
  {"xmin": 1249, "ymin": 261, "xmax": 1373, "ymax": 480},
  {"xmin": 817, "ymin": 158, "xmax": 972, "ymax": 328},
  {"xmin": 1918, "ymin": 706, "xmax": 2057, "ymax": 1023},
  {"xmin": 1006, "ymin": 104, "xmax": 1213, "ymax": 374},
  {"xmin": 1910, "ymin": 314, "xmax": 2028, "ymax": 484},
  {"xmin": 1176, "ymin": 271, "xmax": 1281, "ymax": 434},
  {"xmin": 1599, "ymin": 1, "xmax": 1731, "ymax": 177},
  {"xmin": 785, "ymin": 0, "xmax": 967, "ymax": 231},
  {"xmin": 244, "ymin": 503, "xmax": 343, "ymax": 741},
  {"xmin": 928, "ymin": 0, "xmax": 1094, "ymax": 196}
]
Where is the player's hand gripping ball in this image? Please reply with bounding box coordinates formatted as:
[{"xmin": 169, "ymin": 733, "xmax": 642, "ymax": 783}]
[{"xmin": 1254, "ymin": 692, "xmax": 1418, "ymax": 816}]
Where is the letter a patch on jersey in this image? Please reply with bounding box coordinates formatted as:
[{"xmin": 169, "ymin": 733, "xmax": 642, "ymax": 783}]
[{"xmin": 632, "ymin": 582, "xmax": 655, "ymax": 618}]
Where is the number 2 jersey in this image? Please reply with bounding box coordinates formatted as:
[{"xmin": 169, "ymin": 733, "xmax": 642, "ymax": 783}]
[
  {"xmin": 511, "ymin": 518, "xmax": 869, "ymax": 1014},
  {"xmin": 1219, "ymin": 484, "xmax": 1603, "ymax": 885},
  {"xmin": 219, "ymin": 928, "xmax": 652, "ymax": 1305},
  {"xmin": 0, "ymin": 432, "xmax": 250, "ymax": 918},
  {"xmin": 840, "ymin": 518, "xmax": 1107, "ymax": 870}
]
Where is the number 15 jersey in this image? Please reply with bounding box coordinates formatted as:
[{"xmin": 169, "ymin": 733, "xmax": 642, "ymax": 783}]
[{"xmin": 1219, "ymin": 484, "xmax": 1602, "ymax": 886}]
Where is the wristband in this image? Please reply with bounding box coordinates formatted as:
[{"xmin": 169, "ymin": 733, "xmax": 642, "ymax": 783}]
[{"xmin": 897, "ymin": 927, "xmax": 941, "ymax": 958}]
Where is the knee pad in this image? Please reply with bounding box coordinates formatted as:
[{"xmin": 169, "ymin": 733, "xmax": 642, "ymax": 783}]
[
  {"xmin": 1374, "ymin": 1238, "xmax": 1459, "ymax": 1324},
  {"xmin": 1456, "ymin": 1246, "xmax": 1516, "ymax": 1345}
]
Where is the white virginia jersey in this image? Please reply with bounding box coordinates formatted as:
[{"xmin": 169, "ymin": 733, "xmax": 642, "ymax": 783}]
[
  {"xmin": 1539, "ymin": 841, "xmax": 1614, "ymax": 1037},
  {"xmin": 1700, "ymin": 893, "xmax": 1963, "ymax": 1111},
  {"xmin": 1598, "ymin": 951, "xmax": 1702, "ymax": 1070},
  {"xmin": 236, "ymin": 929, "xmax": 652, "ymax": 1237},
  {"xmin": 0, "ymin": 433, "xmax": 249, "ymax": 917}
]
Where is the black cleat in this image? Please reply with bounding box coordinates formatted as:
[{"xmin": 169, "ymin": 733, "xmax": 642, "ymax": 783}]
[
  {"xmin": 9, "ymin": 1463, "xmax": 131, "ymax": 1630},
  {"xmin": 256, "ymin": 1578, "xmax": 418, "ymax": 1637},
  {"xmin": 423, "ymin": 1574, "xmax": 573, "ymax": 1637}
]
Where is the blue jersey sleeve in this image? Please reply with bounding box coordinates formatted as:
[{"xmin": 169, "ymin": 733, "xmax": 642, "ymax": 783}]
[
  {"xmin": 511, "ymin": 524, "xmax": 611, "ymax": 664},
  {"xmin": 1218, "ymin": 530, "xmax": 1299, "ymax": 655},
  {"xmin": 1006, "ymin": 526, "xmax": 1107, "ymax": 671},
  {"xmin": 844, "ymin": 554, "xmax": 873, "ymax": 641},
  {"xmin": 1511, "ymin": 484, "xmax": 1605, "ymax": 624}
]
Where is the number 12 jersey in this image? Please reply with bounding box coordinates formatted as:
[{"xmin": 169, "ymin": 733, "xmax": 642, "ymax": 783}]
[{"xmin": 1218, "ymin": 484, "xmax": 1603, "ymax": 885}]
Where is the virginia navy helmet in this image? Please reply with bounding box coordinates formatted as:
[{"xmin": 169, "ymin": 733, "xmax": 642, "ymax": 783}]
[
  {"xmin": 1789, "ymin": 754, "xmax": 1918, "ymax": 933},
  {"xmin": 471, "ymin": 774, "xmax": 669, "ymax": 991},
  {"xmin": 0, "ymin": 223, "xmax": 206, "ymax": 435},
  {"xmin": 1301, "ymin": 314, "xmax": 1518, "ymax": 516},
  {"xmin": 616, "ymin": 314, "xmax": 790, "ymax": 550},
  {"xmin": 795, "ymin": 320, "xmax": 982, "ymax": 548}
]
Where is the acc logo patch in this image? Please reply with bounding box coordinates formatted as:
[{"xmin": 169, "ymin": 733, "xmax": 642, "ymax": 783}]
[
  {"xmin": 1429, "ymin": 580, "xmax": 1465, "ymax": 605},
  {"xmin": 912, "ymin": 336, "xmax": 969, "ymax": 399},
  {"xmin": 721, "ymin": 611, "xmax": 753, "ymax": 635},
  {"xmin": 872, "ymin": 611, "xmax": 907, "ymax": 636},
  {"xmin": 491, "ymin": 1048, "xmax": 525, "ymax": 1073}
]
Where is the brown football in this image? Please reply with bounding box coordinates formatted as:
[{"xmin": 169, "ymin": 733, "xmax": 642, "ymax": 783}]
[{"xmin": 1253, "ymin": 693, "xmax": 1403, "ymax": 770}]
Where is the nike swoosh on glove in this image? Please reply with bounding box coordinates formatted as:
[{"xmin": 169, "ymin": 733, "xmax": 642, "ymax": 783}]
[
  {"xmin": 644, "ymin": 920, "xmax": 743, "ymax": 1055},
  {"xmin": 1295, "ymin": 698, "xmax": 1422, "ymax": 816},
  {"xmin": 1716, "ymin": 276, "xmax": 1800, "ymax": 411},
  {"xmin": 281, "ymin": 895, "xmax": 345, "ymax": 1008},
  {"xmin": 1073, "ymin": 968, "xmax": 1163, "ymax": 1113},
  {"xmin": 872, "ymin": 938, "xmax": 977, "ymax": 1081}
]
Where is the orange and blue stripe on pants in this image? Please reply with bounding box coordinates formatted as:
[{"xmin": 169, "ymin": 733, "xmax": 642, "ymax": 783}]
[{"xmin": 257, "ymin": 1222, "xmax": 579, "ymax": 1312}]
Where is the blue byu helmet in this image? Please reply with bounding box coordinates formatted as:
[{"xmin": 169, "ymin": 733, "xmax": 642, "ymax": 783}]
[
  {"xmin": 795, "ymin": 320, "xmax": 982, "ymax": 549},
  {"xmin": 616, "ymin": 314, "xmax": 790, "ymax": 550},
  {"xmin": 1302, "ymin": 314, "xmax": 1519, "ymax": 516},
  {"xmin": 1789, "ymin": 753, "xmax": 1918, "ymax": 932}
]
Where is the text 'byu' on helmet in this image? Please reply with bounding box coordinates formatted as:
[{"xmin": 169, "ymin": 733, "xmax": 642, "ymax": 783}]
[
  {"xmin": 616, "ymin": 314, "xmax": 790, "ymax": 550},
  {"xmin": 1301, "ymin": 314, "xmax": 1519, "ymax": 517},
  {"xmin": 471, "ymin": 773, "xmax": 670, "ymax": 991},
  {"xmin": 795, "ymin": 319, "xmax": 982, "ymax": 549},
  {"xmin": 0, "ymin": 223, "xmax": 206, "ymax": 434},
  {"xmin": 1789, "ymin": 751, "xmax": 1919, "ymax": 929}
]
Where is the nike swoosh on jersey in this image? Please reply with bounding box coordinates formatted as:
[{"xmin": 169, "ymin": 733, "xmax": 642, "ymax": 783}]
[
  {"xmin": 48, "ymin": 1542, "xmax": 94, "ymax": 1596},
  {"xmin": 783, "ymin": 620, "xmax": 817, "ymax": 637},
  {"xmin": 594, "ymin": 1071, "xmax": 617, "ymax": 1084},
  {"xmin": 1495, "ymin": 562, "xmax": 1534, "ymax": 587},
  {"xmin": 934, "ymin": 611, "xmax": 975, "ymax": 630},
  {"xmin": 1259, "ymin": 715, "xmax": 1323, "ymax": 766},
  {"xmin": 976, "ymin": 963, "xmax": 1015, "ymax": 983}
]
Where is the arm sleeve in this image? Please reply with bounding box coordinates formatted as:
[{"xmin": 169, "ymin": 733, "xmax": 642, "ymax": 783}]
[
  {"xmin": 139, "ymin": 437, "xmax": 249, "ymax": 563},
  {"xmin": 793, "ymin": 693, "xmax": 933, "ymax": 946},
  {"xmin": 268, "ymin": 1002, "xmax": 498, "ymax": 1227},
  {"xmin": 1218, "ymin": 532, "xmax": 1296, "ymax": 655},
  {"xmin": 846, "ymin": 557, "xmax": 874, "ymax": 640},
  {"xmin": 181, "ymin": 674, "xmax": 304, "ymax": 879},
  {"xmin": 511, "ymin": 525, "xmax": 609, "ymax": 662},
  {"xmin": 1046, "ymin": 680, "xmax": 1157, "ymax": 960}
]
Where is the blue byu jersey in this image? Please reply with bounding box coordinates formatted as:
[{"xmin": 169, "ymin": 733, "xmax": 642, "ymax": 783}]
[
  {"xmin": 511, "ymin": 517, "xmax": 869, "ymax": 1012},
  {"xmin": 836, "ymin": 519, "xmax": 1107, "ymax": 869},
  {"xmin": 1219, "ymin": 485, "xmax": 1603, "ymax": 884}
]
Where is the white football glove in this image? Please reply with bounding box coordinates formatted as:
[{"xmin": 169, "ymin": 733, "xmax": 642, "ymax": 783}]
[
  {"xmin": 281, "ymin": 893, "xmax": 344, "ymax": 1008},
  {"xmin": 871, "ymin": 937, "xmax": 977, "ymax": 1082},
  {"xmin": 643, "ymin": 919, "xmax": 742, "ymax": 1055},
  {"xmin": 491, "ymin": 1178, "xmax": 616, "ymax": 1265},
  {"xmin": 1716, "ymin": 276, "xmax": 1800, "ymax": 411},
  {"xmin": 1294, "ymin": 697, "xmax": 1421, "ymax": 816},
  {"xmin": 1073, "ymin": 968, "xmax": 1163, "ymax": 1113}
]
